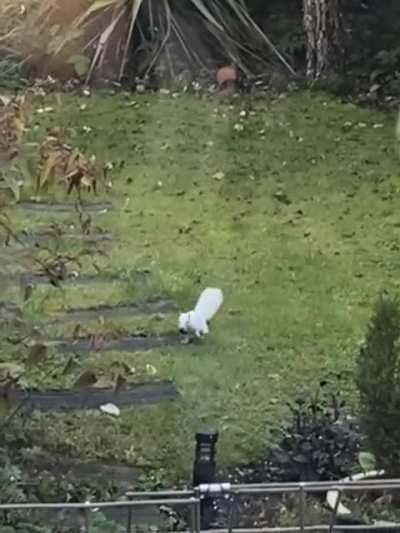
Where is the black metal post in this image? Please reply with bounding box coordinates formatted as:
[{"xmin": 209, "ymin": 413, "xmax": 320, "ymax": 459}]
[{"xmin": 192, "ymin": 428, "xmax": 219, "ymax": 529}]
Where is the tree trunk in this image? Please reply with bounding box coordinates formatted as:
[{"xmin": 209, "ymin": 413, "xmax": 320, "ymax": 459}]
[{"xmin": 303, "ymin": 0, "xmax": 344, "ymax": 80}]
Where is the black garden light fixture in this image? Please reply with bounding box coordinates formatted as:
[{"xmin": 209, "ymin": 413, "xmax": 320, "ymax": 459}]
[
  {"xmin": 193, "ymin": 428, "xmax": 219, "ymax": 486},
  {"xmin": 193, "ymin": 429, "xmax": 219, "ymax": 529}
]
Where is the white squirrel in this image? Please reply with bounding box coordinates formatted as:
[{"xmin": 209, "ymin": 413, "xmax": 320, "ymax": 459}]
[{"xmin": 179, "ymin": 288, "xmax": 223, "ymax": 337}]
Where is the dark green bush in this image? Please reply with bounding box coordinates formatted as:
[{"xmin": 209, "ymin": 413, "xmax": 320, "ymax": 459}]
[
  {"xmin": 357, "ymin": 294, "xmax": 400, "ymax": 476},
  {"xmin": 368, "ymin": 47, "xmax": 400, "ymax": 94},
  {"xmin": 239, "ymin": 380, "xmax": 361, "ymax": 484},
  {"xmin": 267, "ymin": 381, "xmax": 361, "ymax": 482}
]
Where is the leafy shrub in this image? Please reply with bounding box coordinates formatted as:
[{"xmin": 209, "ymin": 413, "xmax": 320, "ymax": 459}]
[
  {"xmin": 239, "ymin": 380, "xmax": 362, "ymax": 484},
  {"xmin": 357, "ymin": 294, "xmax": 400, "ymax": 477},
  {"xmin": 267, "ymin": 381, "xmax": 361, "ymax": 482},
  {"xmin": 0, "ymin": 513, "xmax": 126, "ymax": 533},
  {"xmin": 369, "ymin": 47, "xmax": 400, "ymax": 91}
]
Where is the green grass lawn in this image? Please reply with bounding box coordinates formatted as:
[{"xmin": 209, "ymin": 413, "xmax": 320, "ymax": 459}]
[{"xmin": 1, "ymin": 88, "xmax": 399, "ymax": 485}]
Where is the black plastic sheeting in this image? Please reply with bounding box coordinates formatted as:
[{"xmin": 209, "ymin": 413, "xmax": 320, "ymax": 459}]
[
  {"xmin": 57, "ymin": 299, "xmax": 176, "ymax": 321},
  {"xmin": 18, "ymin": 200, "xmax": 113, "ymax": 212},
  {"xmin": 0, "ymin": 271, "xmax": 127, "ymax": 285},
  {"xmin": 0, "ymin": 380, "xmax": 180, "ymax": 411},
  {"xmin": 0, "ymin": 231, "xmax": 113, "ymax": 248},
  {"xmin": 54, "ymin": 333, "xmax": 181, "ymax": 354}
]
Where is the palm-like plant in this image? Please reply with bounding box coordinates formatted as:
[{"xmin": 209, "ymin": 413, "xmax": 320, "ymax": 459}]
[{"xmin": 51, "ymin": 0, "xmax": 295, "ymax": 83}]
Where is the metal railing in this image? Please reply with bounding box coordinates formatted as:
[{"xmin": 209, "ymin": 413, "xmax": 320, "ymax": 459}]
[{"xmin": 2, "ymin": 479, "xmax": 400, "ymax": 532}]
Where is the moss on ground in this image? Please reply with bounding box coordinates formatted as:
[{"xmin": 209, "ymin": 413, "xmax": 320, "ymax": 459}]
[{"xmin": 0, "ymin": 88, "xmax": 399, "ymax": 483}]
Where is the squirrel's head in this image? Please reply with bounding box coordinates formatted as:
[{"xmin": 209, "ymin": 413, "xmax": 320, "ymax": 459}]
[{"xmin": 178, "ymin": 312, "xmax": 190, "ymax": 334}]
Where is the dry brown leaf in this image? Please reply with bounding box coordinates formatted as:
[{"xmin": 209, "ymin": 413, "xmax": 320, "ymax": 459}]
[
  {"xmin": 38, "ymin": 150, "xmax": 63, "ymax": 189},
  {"xmin": 0, "ymin": 362, "xmax": 24, "ymax": 379},
  {"xmin": 0, "ymin": 95, "xmax": 31, "ymax": 160},
  {"xmin": 0, "ymin": 379, "xmax": 19, "ymax": 418},
  {"xmin": 122, "ymin": 362, "xmax": 134, "ymax": 375},
  {"xmin": 0, "ymin": 389, "xmax": 14, "ymax": 418},
  {"xmin": 35, "ymin": 131, "xmax": 97, "ymax": 194},
  {"xmin": 28, "ymin": 343, "xmax": 47, "ymax": 366},
  {"xmin": 66, "ymin": 148, "xmax": 81, "ymax": 174},
  {"xmin": 89, "ymin": 332, "xmax": 104, "ymax": 351},
  {"xmin": 62, "ymin": 356, "xmax": 76, "ymax": 376},
  {"xmin": 24, "ymin": 283, "xmax": 34, "ymax": 301},
  {"xmin": 72, "ymin": 370, "xmax": 97, "ymax": 389},
  {"xmin": 114, "ymin": 374, "xmax": 127, "ymax": 393},
  {"xmin": 80, "ymin": 175, "xmax": 92, "ymax": 188},
  {"xmin": 72, "ymin": 324, "xmax": 81, "ymax": 340}
]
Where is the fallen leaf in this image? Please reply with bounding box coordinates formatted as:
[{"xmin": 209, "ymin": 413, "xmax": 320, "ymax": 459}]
[
  {"xmin": 273, "ymin": 191, "xmax": 291, "ymax": 205},
  {"xmin": 0, "ymin": 384, "xmax": 17, "ymax": 417},
  {"xmin": 23, "ymin": 282, "xmax": 34, "ymax": 301},
  {"xmin": 268, "ymin": 373, "xmax": 281, "ymax": 380},
  {"xmin": 0, "ymin": 95, "xmax": 11, "ymax": 106},
  {"xmin": 72, "ymin": 324, "xmax": 81, "ymax": 340},
  {"xmin": 100, "ymin": 403, "xmax": 120, "ymax": 417},
  {"xmin": 89, "ymin": 333, "xmax": 104, "ymax": 351},
  {"xmin": 146, "ymin": 364, "xmax": 157, "ymax": 376},
  {"xmin": 114, "ymin": 374, "xmax": 127, "ymax": 393},
  {"xmin": 28, "ymin": 344, "xmax": 47, "ymax": 366},
  {"xmin": 0, "ymin": 362, "xmax": 24, "ymax": 379},
  {"xmin": 62, "ymin": 356, "xmax": 76, "ymax": 375},
  {"xmin": 213, "ymin": 171, "xmax": 225, "ymax": 180},
  {"xmin": 72, "ymin": 371, "xmax": 97, "ymax": 389},
  {"xmin": 80, "ymin": 176, "xmax": 92, "ymax": 187}
]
